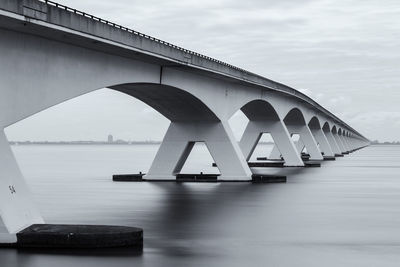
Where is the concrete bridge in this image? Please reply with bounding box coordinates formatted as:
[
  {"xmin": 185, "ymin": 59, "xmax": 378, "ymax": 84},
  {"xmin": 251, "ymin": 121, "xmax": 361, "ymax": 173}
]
[{"xmin": 0, "ymin": 0, "xmax": 369, "ymax": 240}]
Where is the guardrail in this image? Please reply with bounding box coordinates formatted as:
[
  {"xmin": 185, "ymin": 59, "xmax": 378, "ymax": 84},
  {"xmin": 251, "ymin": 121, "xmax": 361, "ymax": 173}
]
[{"xmin": 40, "ymin": 0, "xmax": 245, "ymax": 72}]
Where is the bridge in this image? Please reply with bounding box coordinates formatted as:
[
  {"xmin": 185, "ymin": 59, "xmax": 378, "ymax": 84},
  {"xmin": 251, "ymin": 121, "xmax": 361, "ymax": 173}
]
[{"xmin": 0, "ymin": 0, "xmax": 369, "ymax": 242}]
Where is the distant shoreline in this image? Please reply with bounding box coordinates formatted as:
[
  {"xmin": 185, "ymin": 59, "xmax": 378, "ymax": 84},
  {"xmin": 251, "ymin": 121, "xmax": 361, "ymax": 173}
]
[
  {"xmin": 9, "ymin": 141, "xmax": 162, "ymax": 145},
  {"xmin": 7, "ymin": 142, "xmax": 400, "ymax": 146},
  {"xmin": 8, "ymin": 141, "xmax": 276, "ymax": 145}
]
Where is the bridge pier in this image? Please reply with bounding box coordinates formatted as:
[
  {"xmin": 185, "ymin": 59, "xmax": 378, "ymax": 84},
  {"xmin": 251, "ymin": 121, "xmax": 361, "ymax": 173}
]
[
  {"xmin": 268, "ymin": 139, "xmax": 305, "ymax": 161},
  {"xmin": 323, "ymin": 127, "xmax": 342, "ymax": 155},
  {"xmin": 310, "ymin": 128, "xmax": 334, "ymax": 157},
  {"xmin": 146, "ymin": 121, "xmax": 252, "ymax": 181},
  {"xmin": 308, "ymin": 118, "xmax": 335, "ymax": 157},
  {"xmin": 341, "ymin": 134, "xmax": 351, "ymax": 152},
  {"xmin": 268, "ymin": 143, "xmax": 282, "ymax": 160},
  {"xmin": 239, "ymin": 120, "xmax": 304, "ymax": 166},
  {"xmin": 0, "ymin": 131, "xmax": 44, "ymax": 238},
  {"xmin": 295, "ymin": 139, "xmax": 305, "ymax": 154},
  {"xmin": 333, "ymin": 132, "xmax": 347, "ymax": 153},
  {"xmin": 285, "ymin": 125, "xmax": 323, "ymax": 161}
]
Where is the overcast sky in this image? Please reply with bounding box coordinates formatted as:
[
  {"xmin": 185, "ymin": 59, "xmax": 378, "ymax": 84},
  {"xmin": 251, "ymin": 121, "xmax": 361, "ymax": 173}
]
[{"xmin": 6, "ymin": 0, "xmax": 400, "ymax": 142}]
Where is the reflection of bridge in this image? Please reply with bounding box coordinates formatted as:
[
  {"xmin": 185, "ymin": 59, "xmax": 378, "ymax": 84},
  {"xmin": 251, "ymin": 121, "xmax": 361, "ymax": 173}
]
[{"xmin": 0, "ymin": 0, "xmax": 368, "ymax": 239}]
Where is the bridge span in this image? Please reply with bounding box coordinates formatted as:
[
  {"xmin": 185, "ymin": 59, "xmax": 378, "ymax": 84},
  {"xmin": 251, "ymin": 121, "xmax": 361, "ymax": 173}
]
[{"xmin": 0, "ymin": 0, "xmax": 368, "ymax": 239}]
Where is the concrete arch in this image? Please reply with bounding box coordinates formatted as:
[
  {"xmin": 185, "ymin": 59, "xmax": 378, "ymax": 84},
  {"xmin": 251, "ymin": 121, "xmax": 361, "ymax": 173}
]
[
  {"xmin": 6, "ymin": 83, "xmax": 220, "ymax": 128},
  {"xmin": 308, "ymin": 116, "xmax": 334, "ymax": 157},
  {"xmin": 283, "ymin": 108, "xmax": 323, "ymax": 160},
  {"xmin": 332, "ymin": 125, "xmax": 338, "ymax": 134},
  {"xmin": 322, "ymin": 122, "xmax": 331, "ymax": 132},
  {"xmin": 283, "ymin": 108, "xmax": 306, "ymax": 125},
  {"xmin": 308, "ymin": 116, "xmax": 321, "ymax": 129},
  {"xmin": 322, "ymin": 122, "xmax": 341, "ymax": 155},
  {"xmin": 111, "ymin": 83, "xmax": 219, "ymax": 122},
  {"xmin": 240, "ymin": 99, "xmax": 280, "ymax": 121},
  {"xmin": 332, "ymin": 126, "xmax": 347, "ymax": 153},
  {"xmin": 238, "ymin": 99, "xmax": 304, "ymax": 165}
]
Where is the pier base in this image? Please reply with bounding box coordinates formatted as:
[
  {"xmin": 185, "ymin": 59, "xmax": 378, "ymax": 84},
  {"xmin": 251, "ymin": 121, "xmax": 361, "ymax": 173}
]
[
  {"xmin": 112, "ymin": 173, "xmax": 286, "ymax": 183},
  {"xmin": 0, "ymin": 224, "xmax": 143, "ymax": 249},
  {"xmin": 248, "ymin": 161, "xmax": 285, "ymax": 167},
  {"xmin": 113, "ymin": 173, "xmax": 144, "ymax": 182},
  {"xmin": 252, "ymin": 174, "xmax": 286, "ymax": 183},
  {"xmin": 304, "ymin": 161, "xmax": 321, "ymax": 167}
]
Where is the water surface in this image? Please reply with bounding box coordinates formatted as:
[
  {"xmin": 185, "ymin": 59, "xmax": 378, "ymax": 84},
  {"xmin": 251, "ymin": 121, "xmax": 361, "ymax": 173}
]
[{"xmin": 1, "ymin": 144, "xmax": 400, "ymax": 266}]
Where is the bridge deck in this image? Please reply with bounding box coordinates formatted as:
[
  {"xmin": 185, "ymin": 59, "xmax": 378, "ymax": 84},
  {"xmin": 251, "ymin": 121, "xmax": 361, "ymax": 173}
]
[{"xmin": 0, "ymin": 0, "xmax": 364, "ymax": 138}]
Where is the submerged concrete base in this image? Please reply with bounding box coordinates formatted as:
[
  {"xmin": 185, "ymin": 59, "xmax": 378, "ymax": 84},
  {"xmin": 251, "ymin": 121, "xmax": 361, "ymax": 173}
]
[
  {"xmin": 303, "ymin": 161, "xmax": 321, "ymax": 167},
  {"xmin": 252, "ymin": 174, "xmax": 286, "ymax": 183},
  {"xmin": 248, "ymin": 161, "xmax": 285, "ymax": 168},
  {"xmin": 176, "ymin": 173, "xmax": 219, "ymax": 182},
  {"xmin": 0, "ymin": 224, "xmax": 143, "ymax": 249},
  {"xmin": 256, "ymin": 157, "xmax": 283, "ymax": 161},
  {"xmin": 112, "ymin": 173, "xmax": 285, "ymax": 183},
  {"xmin": 113, "ymin": 173, "xmax": 145, "ymax": 182}
]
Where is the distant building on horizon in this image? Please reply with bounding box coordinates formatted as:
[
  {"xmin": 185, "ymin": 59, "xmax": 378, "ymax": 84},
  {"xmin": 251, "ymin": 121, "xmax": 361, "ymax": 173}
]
[{"xmin": 107, "ymin": 134, "xmax": 113, "ymax": 143}]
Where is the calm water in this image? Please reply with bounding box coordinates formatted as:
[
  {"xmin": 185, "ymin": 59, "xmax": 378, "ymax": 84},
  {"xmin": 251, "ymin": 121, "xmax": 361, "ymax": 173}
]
[{"xmin": 1, "ymin": 144, "xmax": 400, "ymax": 266}]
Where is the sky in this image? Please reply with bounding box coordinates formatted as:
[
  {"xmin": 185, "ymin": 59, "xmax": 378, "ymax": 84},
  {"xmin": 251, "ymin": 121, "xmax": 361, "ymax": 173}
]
[{"xmin": 6, "ymin": 0, "xmax": 400, "ymax": 142}]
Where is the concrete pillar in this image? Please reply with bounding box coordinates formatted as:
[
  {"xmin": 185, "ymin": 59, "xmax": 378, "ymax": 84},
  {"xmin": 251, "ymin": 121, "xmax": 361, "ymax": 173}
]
[
  {"xmin": 310, "ymin": 128, "xmax": 334, "ymax": 157},
  {"xmin": 344, "ymin": 136, "xmax": 352, "ymax": 151},
  {"xmin": 295, "ymin": 139, "xmax": 305, "ymax": 154},
  {"xmin": 239, "ymin": 120, "xmax": 304, "ymax": 166},
  {"xmin": 146, "ymin": 121, "xmax": 252, "ymax": 180},
  {"xmin": 324, "ymin": 130, "xmax": 342, "ymax": 155},
  {"xmin": 334, "ymin": 133, "xmax": 346, "ymax": 153},
  {"xmin": 286, "ymin": 124, "xmax": 323, "ymax": 160},
  {"xmin": 269, "ymin": 144, "xmax": 281, "ymax": 159},
  {"xmin": 339, "ymin": 135, "xmax": 350, "ymax": 152},
  {"xmin": 0, "ymin": 130, "xmax": 44, "ymax": 235}
]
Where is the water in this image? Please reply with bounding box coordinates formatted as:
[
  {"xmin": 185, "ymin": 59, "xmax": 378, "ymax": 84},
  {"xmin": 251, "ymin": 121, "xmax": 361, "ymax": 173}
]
[{"xmin": 1, "ymin": 144, "xmax": 400, "ymax": 266}]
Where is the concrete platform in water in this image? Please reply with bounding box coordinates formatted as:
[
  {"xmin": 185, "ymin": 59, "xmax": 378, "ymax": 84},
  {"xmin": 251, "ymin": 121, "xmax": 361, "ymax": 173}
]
[
  {"xmin": 112, "ymin": 173, "xmax": 286, "ymax": 183},
  {"xmin": 0, "ymin": 224, "xmax": 143, "ymax": 249},
  {"xmin": 323, "ymin": 156, "xmax": 336, "ymax": 161}
]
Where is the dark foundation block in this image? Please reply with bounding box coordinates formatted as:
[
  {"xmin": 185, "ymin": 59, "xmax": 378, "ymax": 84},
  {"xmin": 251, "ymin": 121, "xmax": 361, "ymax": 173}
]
[{"xmin": 4, "ymin": 224, "xmax": 143, "ymax": 249}]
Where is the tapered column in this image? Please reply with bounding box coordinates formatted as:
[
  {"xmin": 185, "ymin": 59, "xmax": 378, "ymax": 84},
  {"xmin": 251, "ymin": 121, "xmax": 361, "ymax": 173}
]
[
  {"xmin": 325, "ymin": 130, "xmax": 341, "ymax": 154},
  {"xmin": 345, "ymin": 136, "xmax": 353, "ymax": 151},
  {"xmin": 349, "ymin": 137, "xmax": 356, "ymax": 150},
  {"xmin": 269, "ymin": 144, "xmax": 281, "ymax": 159},
  {"xmin": 295, "ymin": 139, "xmax": 305, "ymax": 153},
  {"xmin": 334, "ymin": 133, "xmax": 346, "ymax": 153},
  {"xmin": 239, "ymin": 120, "xmax": 304, "ymax": 166},
  {"xmin": 269, "ymin": 138, "xmax": 305, "ymax": 159},
  {"xmin": 339, "ymin": 135, "xmax": 350, "ymax": 152},
  {"xmin": 286, "ymin": 125, "xmax": 323, "ymax": 160},
  {"xmin": 146, "ymin": 121, "xmax": 252, "ymax": 180},
  {"xmin": 346, "ymin": 136, "xmax": 355, "ymax": 151},
  {"xmin": 0, "ymin": 131, "xmax": 44, "ymax": 235},
  {"xmin": 311, "ymin": 128, "xmax": 334, "ymax": 157}
]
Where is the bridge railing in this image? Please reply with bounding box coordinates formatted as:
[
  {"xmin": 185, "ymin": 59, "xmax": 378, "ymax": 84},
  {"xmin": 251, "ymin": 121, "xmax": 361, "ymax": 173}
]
[{"xmin": 40, "ymin": 0, "xmax": 245, "ymax": 72}]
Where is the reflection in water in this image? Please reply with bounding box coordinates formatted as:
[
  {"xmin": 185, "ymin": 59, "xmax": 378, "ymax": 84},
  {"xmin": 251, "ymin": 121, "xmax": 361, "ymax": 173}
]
[{"xmin": 1, "ymin": 145, "xmax": 400, "ymax": 267}]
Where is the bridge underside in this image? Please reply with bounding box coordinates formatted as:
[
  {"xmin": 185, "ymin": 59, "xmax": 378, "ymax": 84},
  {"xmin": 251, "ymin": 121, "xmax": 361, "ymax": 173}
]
[{"xmin": 0, "ymin": 2, "xmax": 369, "ymax": 239}]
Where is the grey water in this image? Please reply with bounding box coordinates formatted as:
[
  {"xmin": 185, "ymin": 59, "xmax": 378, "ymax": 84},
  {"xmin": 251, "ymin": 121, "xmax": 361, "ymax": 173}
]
[{"xmin": 1, "ymin": 144, "xmax": 400, "ymax": 267}]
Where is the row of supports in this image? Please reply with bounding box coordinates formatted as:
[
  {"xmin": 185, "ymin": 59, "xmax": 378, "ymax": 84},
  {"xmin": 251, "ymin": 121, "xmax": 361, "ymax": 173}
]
[{"xmin": 145, "ymin": 117, "xmax": 369, "ymax": 181}]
